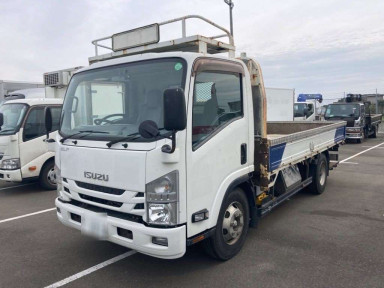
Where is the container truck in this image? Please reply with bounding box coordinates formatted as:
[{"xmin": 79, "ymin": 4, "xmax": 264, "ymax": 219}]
[
  {"xmin": 0, "ymin": 67, "xmax": 80, "ymax": 189},
  {"xmin": 0, "ymin": 98, "xmax": 62, "ymax": 189},
  {"xmin": 47, "ymin": 15, "xmax": 346, "ymax": 260}
]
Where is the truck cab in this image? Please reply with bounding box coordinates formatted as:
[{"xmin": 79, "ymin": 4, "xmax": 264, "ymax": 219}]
[
  {"xmin": 294, "ymin": 102, "xmax": 315, "ymax": 120},
  {"xmin": 325, "ymin": 95, "xmax": 382, "ymax": 142},
  {"xmin": 0, "ymin": 98, "xmax": 62, "ymax": 189}
]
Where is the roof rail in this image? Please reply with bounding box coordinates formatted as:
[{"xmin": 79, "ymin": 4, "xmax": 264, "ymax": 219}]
[{"xmin": 89, "ymin": 15, "xmax": 235, "ymax": 63}]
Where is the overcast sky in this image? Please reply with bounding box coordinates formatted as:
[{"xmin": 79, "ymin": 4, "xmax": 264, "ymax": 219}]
[{"xmin": 0, "ymin": 0, "xmax": 383, "ymax": 100}]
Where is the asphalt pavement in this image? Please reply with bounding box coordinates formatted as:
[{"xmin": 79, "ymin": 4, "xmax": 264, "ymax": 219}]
[{"xmin": 0, "ymin": 135, "xmax": 383, "ymax": 288}]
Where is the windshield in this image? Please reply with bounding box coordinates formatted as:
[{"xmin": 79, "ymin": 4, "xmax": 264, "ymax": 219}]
[
  {"xmin": 60, "ymin": 58, "xmax": 187, "ymax": 141},
  {"xmin": 294, "ymin": 103, "xmax": 306, "ymax": 117},
  {"xmin": 0, "ymin": 103, "xmax": 28, "ymax": 135},
  {"xmin": 325, "ymin": 104, "xmax": 360, "ymax": 119}
]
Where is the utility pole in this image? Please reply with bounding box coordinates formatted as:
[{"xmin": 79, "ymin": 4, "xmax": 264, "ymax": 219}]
[
  {"xmin": 224, "ymin": 0, "xmax": 234, "ymax": 36},
  {"xmin": 375, "ymin": 88, "xmax": 378, "ymax": 114}
]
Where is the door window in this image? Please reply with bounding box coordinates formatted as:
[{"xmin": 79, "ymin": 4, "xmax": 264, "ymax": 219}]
[
  {"xmin": 192, "ymin": 71, "xmax": 243, "ymax": 149},
  {"xmin": 23, "ymin": 108, "xmax": 45, "ymax": 141},
  {"xmin": 51, "ymin": 107, "xmax": 62, "ymax": 131}
]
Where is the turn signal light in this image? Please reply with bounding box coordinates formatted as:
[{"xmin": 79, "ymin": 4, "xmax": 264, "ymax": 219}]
[{"xmin": 29, "ymin": 166, "xmax": 37, "ymax": 171}]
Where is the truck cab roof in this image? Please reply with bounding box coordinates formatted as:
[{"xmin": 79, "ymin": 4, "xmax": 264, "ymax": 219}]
[
  {"xmin": 77, "ymin": 51, "xmax": 240, "ymax": 76},
  {"xmin": 3, "ymin": 98, "xmax": 63, "ymax": 106}
]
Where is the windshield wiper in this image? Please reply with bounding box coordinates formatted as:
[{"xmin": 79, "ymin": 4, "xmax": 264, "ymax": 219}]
[
  {"xmin": 60, "ymin": 130, "xmax": 109, "ymax": 143},
  {"xmin": 106, "ymin": 133, "xmax": 141, "ymax": 148},
  {"xmin": 106, "ymin": 128, "xmax": 170, "ymax": 148}
]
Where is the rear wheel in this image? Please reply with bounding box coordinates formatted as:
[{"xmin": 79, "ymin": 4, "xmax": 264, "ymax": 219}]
[
  {"xmin": 308, "ymin": 153, "xmax": 328, "ymax": 195},
  {"xmin": 39, "ymin": 160, "xmax": 56, "ymax": 190},
  {"xmin": 203, "ymin": 188, "xmax": 249, "ymax": 260}
]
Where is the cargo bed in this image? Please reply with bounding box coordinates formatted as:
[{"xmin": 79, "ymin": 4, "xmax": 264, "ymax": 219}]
[
  {"xmin": 368, "ymin": 114, "xmax": 382, "ymax": 125},
  {"xmin": 255, "ymin": 121, "xmax": 346, "ymax": 175}
]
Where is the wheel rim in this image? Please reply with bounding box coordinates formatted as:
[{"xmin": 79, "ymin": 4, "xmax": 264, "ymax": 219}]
[
  {"xmin": 222, "ymin": 201, "xmax": 244, "ymax": 245},
  {"xmin": 47, "ymin": 168, "xmax": 57, "ymax": 186},
  {"xmin": 319, "ymin": 162, "xmax": 326, "ymax": 186}
]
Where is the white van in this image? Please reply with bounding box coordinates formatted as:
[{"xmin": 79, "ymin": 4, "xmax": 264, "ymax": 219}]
[{"xmin": 0, "ymin": 98, "xmax": 62, "ymax": 189}]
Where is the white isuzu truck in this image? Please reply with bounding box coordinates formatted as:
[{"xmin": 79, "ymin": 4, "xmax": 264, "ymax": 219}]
[
  {"xmin": 0, "ymin": 98, "xmax": 62, "ymax": 189},
  {"xmin": 48, "ymin": 16, "xmax": 346, "ymax": 260}
]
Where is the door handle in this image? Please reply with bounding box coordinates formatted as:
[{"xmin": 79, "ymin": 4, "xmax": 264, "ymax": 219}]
[{"xmin": 241, "ymin": 143, "xmax": 247, "ymax": 165}]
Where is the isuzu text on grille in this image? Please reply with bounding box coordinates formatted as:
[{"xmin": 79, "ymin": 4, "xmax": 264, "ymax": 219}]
[{"xmin": 84, "ymin": 172, "xmax": 109, "ymax": 182}]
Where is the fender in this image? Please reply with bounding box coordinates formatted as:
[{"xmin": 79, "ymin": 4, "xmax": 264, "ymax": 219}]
[
  {"xmin": 20, "ymin": 152, "xmax": 55, "ymax": 178},
  {"xmin": 205, "ymin": 167, "xmax": 256, "ymax": 231}
]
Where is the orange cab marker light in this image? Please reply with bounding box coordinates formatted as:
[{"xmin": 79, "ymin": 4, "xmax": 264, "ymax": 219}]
[
  {"xmin": 29, "ymin": 166, "xmax": 37, "ymax": 171},
  {"xmin": 192, "ymin": 235, "xmax": 205, "ymax": 244}
]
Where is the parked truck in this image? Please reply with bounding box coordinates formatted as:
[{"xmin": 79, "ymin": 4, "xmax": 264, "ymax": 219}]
[
  {"xmin": 0, "ymin": 67, "xmax": 80, "ymax": 189},
  {"xmin": 0, "ymin": 98, "xmax": 62, "ymax": 189},
  {"xmin": 48, "ymin": 16, "xmax": 346, "ymax": 260},
  {"xmin": 324, "ymin": 94, "xmax": 381, "ymax": 143},
  {"xmin": 294, "ymin": 94, "xmax": 323, "ymax": 121}
]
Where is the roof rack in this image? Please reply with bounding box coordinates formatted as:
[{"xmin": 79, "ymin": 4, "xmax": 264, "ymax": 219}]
[{"xmin": 89, "ymin": 15, "xmax": 235, "ymax": 63}]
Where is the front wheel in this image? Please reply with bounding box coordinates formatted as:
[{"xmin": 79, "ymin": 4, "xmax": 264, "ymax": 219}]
[
  {"xmin": 308, "ymin": 153, "xmax": 328, "ymax": 195},
  {"xmin": 203, "ymin": 188, "xmax": 249, "ymax": 260},
  {"xmin": 39, "ymin": 161, "xmax": 56, "ymax": 190}
]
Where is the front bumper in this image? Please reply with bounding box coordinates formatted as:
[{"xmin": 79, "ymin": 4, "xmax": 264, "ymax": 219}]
[
  {"xmin": 0, "ymin": 169, "xmax": 22, "ymax": 182},
  {"xmin": 55, "ymin": 198, "xmax": 186, "ymax": 259},
  {"xmin": 346, "ymin": 129, "xmax": 363, "ymax": 139}
]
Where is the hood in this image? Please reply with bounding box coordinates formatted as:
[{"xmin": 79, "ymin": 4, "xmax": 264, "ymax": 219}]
[{"xmin": 60, "ymin": 145, "xmax": 146, "ymax": 192}]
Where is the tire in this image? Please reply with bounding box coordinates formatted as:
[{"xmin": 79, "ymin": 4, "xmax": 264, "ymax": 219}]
[
  {"xmin": 372, "ymin": 126, "xmax": 377, "ymax": 138},
  {"xmin": 203, "ymin": 188, "xmax": 249, "ymax": 260},
  {"xmin": 39, "ymin": 160, "xmax": 56, "ymax": 190},
  {"xmin": 308, "ymin": 153, "xmax": 328, "ymax": 195}
]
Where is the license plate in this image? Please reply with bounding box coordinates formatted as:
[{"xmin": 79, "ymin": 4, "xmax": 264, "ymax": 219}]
[{"xmin": 81, "ymin": 211, "xmax": 108, "ymax": 240}]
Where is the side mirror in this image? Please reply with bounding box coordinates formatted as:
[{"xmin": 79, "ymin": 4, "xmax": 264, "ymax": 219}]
[
  {"xmin": 163, "ymin": 87, "xmax": 187, "ymax": 131},
  {"xmin": 162, "ymin": 88, "xmax": 186, "ymax": 153},
  {"xmin": 0, "ymin": 113, "xmax": 4, "ymax": 130},
  {"xmin": 44, "ymin": 107, "xmax": 53, "ymax": 139},
  {"xmin": 303, "ymin": 107, "xmax": 309, "ymax": 117}
]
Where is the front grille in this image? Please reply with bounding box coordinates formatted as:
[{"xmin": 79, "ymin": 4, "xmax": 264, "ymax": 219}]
[
  {"xmin": 79, "ymin": 193, "xmax": 123, "ymax": 208},
  {"xmin": 64, "ymin": 199, "xmax": 143, "ymax": 224},
  {"xmin": 134, "ymin": 203, "xmax": 144, "ymax": 210},
  {"xmin": 75, "ymin": 181, "xmax": 125, "ymax": 195}
]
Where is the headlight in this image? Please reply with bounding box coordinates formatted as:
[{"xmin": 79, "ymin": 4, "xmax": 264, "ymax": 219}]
[
  {"xmin": 146, "ymin": 171, "xmax": 178, "ymax": 225},
  {"xmin": 148, "ymin": 203, "xmax": 177, "ymax": 224},
  {"xmin": 0, "ymin": 158, "xmax": 20, "ymax": 170}
]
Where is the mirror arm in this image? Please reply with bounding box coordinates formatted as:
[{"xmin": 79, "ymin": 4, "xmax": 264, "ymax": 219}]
[{"xmin": 161, "ymin": 131, "xmax": 176, "ymax": 154}]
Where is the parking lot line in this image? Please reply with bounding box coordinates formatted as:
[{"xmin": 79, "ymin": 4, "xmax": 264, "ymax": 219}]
[
  {"xmin": 340, "ymin": 141, "xmax": 384, "ymax": 163},
  {"xmin": 0, "ymin": 208, "xmax": 56, "ymax": 224},
  {"xmin": 44, "ymin": 250, "xmax": 136, "ymax": 288},
  {"xmin": 0, "ymin": 183, "xmax": 35, "ymax": 191},
  {"xmin": 340, "ymin": 162, "xmax": 358, "ymax": 165}
]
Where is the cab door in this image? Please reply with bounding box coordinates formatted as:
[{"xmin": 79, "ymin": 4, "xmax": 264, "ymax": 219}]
[
  {"xmin": 186, "ymin": 59, "xmax": 250, "ymax": 237},
  {"xmin": 19, "ymin": 105, "xmax": 61, "ymax": 177}
]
